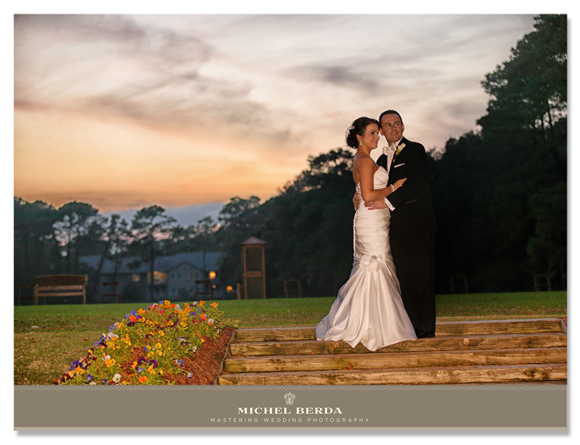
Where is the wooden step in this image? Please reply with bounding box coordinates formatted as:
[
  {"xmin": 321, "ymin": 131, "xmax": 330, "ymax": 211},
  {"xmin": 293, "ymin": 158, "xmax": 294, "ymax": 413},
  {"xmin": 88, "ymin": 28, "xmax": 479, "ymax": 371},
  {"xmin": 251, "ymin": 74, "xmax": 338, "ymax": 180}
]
[
  {"xmin": 219, "ymin": 318, "xmax": 567, "ymax": 386},
  {"xmin": 218, "ymin": 363, "xmax": 567, "ymax": 385},
  {"xmin": 224, "ymin": 347, "xmax": 567, "ymax": 373},
  {"xmin": 230, "ymin": 332, "xmax": 568, "ymax": 356},
  {"xmin": 233, "ymin": 318, "xmax": 564, "ymax": 343}
]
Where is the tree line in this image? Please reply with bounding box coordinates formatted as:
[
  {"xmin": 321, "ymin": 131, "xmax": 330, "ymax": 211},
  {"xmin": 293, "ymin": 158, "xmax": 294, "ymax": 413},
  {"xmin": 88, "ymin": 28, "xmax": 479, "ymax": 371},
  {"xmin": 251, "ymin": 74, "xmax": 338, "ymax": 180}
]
[{"xmin": 14, "ymin": 15, "xmax": 566, "ymax": 301}]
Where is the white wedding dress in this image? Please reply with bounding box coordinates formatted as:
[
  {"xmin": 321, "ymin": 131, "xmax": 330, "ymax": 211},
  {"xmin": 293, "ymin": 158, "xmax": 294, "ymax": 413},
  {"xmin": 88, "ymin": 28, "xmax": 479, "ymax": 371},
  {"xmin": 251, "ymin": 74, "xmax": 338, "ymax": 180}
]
[{"xmin": 316, "ymin": 165, "xmax": 417, "ymax": 351}]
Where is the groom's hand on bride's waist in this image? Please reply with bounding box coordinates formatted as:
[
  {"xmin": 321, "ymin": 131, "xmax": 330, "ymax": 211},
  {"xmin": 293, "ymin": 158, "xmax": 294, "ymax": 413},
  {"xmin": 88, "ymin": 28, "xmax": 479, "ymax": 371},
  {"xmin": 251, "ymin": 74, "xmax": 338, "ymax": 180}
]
[
  {"xmin": 353, "ymin": 191, "xmax": 387, "ymax": 211},
  {"xmin": 365, "ymin": 200, "xmax": 387, "ymax": 210},
  {"xmin": 353, "ymin": 191, "xmax": 361, "ymax": 211}
]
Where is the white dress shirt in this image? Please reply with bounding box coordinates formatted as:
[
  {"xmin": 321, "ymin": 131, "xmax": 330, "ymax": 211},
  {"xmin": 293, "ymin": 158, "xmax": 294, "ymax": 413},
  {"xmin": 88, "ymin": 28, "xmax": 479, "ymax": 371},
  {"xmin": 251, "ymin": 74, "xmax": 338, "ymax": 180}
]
[{"xmin": 383, "ymin": 138, "xmax": 404, "ymax": 210}]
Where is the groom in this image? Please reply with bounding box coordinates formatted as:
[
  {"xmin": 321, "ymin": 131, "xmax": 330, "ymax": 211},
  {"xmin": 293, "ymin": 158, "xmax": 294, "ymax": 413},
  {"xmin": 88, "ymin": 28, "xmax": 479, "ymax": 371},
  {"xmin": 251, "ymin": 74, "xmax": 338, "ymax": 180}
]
[{"xmin": 367, "ymin": 110, "xmax": 436, "ymax": 338}]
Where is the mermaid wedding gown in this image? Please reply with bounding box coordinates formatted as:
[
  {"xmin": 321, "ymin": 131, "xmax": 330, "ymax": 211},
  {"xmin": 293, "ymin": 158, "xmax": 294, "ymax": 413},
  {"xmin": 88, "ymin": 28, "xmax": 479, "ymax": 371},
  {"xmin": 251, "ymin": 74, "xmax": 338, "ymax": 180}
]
[{"xmin": 316, "ymin": 165, "xmax": 417, "ymax": 351}]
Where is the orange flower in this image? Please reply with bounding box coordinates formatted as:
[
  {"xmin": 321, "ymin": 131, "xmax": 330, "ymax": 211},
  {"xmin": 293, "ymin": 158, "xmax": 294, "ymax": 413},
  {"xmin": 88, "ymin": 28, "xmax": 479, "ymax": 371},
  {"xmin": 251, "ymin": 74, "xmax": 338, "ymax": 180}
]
[
  {"xmin": 211, "ymin": 302, "xmax": 219, "ymax": 308},
  {"xmin": 129, "ymin": 315, "xmax": 137, "ymax": 323},
  {"xmin": 200, "ymin": 314, "xmax": 207, "ymax": 321},
  {"xmin": 199, "ymin": 300, "xmax": 205, "ymax": 306},
  {"xmin": 139, "ymin": 376, "xmax": 148, "ymax": 383}
]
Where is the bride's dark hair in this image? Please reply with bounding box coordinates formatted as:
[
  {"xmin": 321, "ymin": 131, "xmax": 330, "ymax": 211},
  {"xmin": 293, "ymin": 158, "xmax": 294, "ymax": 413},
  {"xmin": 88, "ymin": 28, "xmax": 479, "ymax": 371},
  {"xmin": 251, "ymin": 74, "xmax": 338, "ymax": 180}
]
[{"xmin": 345, "ymin": 117, "xmax": 380, "ymax": 149}]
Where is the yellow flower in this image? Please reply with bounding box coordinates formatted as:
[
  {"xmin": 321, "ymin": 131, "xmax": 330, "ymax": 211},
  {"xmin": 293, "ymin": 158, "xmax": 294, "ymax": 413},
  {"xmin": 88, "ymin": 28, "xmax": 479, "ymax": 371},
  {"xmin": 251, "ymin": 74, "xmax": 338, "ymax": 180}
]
[
  {"xmin": 157, "ymin": 350, "xmax": 163, "ymax": 357},
  {"xmin": 157, "ymin": 331, "xmax": 165, "ymax": 337},
  {"xmin": 211, "ymin": 302, "xmax": 218, "ymax": 308},
  {"xmin": 155, "ymin": 343, "xmax": 162, "ymax": 349},
  {"xmin": 180, "ymin": 321, "xmax": 187, "ymax": 328}
]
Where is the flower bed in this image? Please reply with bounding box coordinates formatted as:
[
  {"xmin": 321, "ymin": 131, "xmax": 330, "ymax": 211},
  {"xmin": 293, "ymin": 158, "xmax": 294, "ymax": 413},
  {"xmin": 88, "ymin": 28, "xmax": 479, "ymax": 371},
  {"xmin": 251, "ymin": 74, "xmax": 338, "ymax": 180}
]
[{"xmin": 56, "ymin": 300, "xmax": 236, "ymax": 385}]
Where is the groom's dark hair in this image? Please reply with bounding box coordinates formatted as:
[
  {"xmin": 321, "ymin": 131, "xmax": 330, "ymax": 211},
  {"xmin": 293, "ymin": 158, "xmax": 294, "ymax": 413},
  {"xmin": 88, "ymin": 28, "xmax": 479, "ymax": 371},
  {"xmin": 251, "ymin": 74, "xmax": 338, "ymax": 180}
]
[{"xmin": 378, "ymin": 110, "xmax": 403, "ymax": 126}]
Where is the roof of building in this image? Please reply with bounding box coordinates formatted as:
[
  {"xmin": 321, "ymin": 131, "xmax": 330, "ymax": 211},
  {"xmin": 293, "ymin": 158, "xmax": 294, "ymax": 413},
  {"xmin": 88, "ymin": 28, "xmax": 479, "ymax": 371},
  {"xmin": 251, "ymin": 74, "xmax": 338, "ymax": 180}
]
[
  {"xmin": 241, "ymin": 236, "xmax": 266, "ymax": 245},
  {"xmin": 79, "ymin": 252, "xmax": 224, "ymax": 275}
]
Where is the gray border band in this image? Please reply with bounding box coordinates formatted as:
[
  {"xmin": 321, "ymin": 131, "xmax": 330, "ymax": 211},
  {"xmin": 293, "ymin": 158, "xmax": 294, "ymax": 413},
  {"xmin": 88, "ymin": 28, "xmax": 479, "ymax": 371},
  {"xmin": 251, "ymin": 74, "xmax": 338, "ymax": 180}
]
[{"xmin": 14, "ymin": 385, "xmax": 567, "ymax": 431}]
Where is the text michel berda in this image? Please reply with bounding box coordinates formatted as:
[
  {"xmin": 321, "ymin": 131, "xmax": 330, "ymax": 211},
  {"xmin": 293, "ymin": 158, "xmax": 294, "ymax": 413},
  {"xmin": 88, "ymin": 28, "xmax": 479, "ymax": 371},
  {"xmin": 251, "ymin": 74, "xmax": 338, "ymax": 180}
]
[{"xmin": 238, "ymin": 407, "xmax": 343, "ymax": 415}]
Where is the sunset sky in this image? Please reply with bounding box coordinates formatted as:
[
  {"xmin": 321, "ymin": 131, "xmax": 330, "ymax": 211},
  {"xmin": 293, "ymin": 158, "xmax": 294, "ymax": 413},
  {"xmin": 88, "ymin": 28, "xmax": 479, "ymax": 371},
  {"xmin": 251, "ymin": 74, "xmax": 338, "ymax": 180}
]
[{"xmin": 11, "ymin": 9, "xmax": 567, "ymax": 224}]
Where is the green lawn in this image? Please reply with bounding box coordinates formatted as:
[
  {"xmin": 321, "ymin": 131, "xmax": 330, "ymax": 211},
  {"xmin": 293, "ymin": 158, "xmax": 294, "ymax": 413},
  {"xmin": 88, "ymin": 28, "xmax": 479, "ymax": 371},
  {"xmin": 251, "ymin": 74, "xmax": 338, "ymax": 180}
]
[{"xmin": 14, "ymin": 291, "xmax": 567, "ymax": 385}]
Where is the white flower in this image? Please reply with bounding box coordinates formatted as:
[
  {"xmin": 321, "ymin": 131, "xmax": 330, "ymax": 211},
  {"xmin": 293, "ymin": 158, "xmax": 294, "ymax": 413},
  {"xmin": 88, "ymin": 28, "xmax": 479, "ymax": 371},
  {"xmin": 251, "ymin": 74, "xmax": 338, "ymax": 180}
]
[{"xmin": 113, "ymin": 374, "xmax": 122, "ymax": 383}]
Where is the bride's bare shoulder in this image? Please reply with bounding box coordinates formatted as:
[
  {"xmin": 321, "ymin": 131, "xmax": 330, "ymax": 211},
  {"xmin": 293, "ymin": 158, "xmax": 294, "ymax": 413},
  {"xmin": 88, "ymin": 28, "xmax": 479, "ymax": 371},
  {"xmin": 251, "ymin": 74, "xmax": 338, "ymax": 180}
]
[{"xmin": 354, "ymin": 153, "xmax": 374, "ymax": 166}]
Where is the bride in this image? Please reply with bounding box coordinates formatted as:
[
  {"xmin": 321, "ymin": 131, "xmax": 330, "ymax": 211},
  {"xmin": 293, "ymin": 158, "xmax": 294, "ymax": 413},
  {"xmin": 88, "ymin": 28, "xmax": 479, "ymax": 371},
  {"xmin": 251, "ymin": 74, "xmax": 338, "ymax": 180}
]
[{"xmin": 315, "ymin": 117, "xmax": 417, "ymax": 351}]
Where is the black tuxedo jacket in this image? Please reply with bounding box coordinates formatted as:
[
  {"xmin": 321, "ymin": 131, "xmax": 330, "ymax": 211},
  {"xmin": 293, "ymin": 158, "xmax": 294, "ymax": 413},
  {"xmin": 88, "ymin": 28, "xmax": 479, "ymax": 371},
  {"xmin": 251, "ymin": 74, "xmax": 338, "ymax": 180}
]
[
  {"xmin": 376, "ymin": 137, "xmax": 434, "ymax": 218},
  {"xmin": 376, "ymin": 136, "xmax": 436, "ymax": 333}
]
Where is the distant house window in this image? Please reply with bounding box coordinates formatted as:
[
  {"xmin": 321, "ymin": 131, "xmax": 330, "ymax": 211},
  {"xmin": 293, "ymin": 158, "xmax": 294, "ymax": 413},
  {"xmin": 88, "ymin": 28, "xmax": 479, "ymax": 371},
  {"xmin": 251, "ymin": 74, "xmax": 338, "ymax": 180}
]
[
  {"xmin": 147, "ymin": 271, "xmax": 168, "ymax": 285},
  {"xmin": 132, "ymin": 274, "xmax": 140, "ymax": 282}
]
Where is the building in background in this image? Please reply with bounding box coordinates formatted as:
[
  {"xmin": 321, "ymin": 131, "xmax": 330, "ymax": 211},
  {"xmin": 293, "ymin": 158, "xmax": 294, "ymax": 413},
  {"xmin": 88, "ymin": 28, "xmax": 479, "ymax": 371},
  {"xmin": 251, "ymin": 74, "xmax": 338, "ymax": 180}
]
[{"xmin": 79, "ymin": 252, "xmax": 225, "ymax": 302}]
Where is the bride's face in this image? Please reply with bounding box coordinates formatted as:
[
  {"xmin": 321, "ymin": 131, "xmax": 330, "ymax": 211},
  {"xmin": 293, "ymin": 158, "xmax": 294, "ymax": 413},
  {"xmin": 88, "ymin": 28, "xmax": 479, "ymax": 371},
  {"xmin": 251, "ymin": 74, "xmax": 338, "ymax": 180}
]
[{"xmin": 358, "ymin": 123, "xmax": 380, "ymax": 151}]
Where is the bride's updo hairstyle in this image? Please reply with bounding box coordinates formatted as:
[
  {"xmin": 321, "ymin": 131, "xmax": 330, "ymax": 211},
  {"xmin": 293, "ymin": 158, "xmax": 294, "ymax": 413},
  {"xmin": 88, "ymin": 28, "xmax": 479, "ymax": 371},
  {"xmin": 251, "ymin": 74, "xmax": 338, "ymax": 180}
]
[{"xmin": 345, "ymin": 117, "xmax": 380, "ymax": 149}]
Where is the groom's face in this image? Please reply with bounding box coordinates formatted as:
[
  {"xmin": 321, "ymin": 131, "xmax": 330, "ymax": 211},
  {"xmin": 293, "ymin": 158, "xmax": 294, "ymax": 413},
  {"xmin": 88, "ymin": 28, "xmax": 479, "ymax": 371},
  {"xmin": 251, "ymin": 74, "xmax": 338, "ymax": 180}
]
[{"xmin": 380, "ymin": 113, "xmax": 405, "ymax": 145}]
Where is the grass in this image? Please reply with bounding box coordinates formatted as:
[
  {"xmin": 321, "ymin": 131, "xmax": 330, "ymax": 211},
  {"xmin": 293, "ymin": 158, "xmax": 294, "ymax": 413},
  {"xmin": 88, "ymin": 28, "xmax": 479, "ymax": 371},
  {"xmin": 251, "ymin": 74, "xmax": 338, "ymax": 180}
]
[{"xmin": 14, "ymin": 291, "xmax": 566, "ymax": 385}]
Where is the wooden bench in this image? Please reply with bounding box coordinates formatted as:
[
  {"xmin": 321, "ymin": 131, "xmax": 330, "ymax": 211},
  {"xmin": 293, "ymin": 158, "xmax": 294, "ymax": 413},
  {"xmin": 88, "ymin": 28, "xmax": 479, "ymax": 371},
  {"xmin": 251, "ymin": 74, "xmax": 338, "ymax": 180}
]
[
  {"xmin": 32, "ymin": 275, "xmax": 87, "ymax": 305},
  {"xmin": 194, "ymin": 279, "xmax": 213, "ymax": 300},
  {"xmin": 102, "ymin": 281, "xmax": 120, "ymax": 303}
]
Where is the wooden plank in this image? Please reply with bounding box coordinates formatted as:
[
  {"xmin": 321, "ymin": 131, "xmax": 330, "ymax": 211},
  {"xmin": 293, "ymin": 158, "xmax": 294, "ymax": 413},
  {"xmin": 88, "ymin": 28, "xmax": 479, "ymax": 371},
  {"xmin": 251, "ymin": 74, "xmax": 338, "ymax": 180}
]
[
  {"xmin": 224, "ymin": 347, "xmax": 567, "ymax": 373},
  {"xmin": 233, "ymin": 327, "xmax": 315, "ymax": 343},
  {"xmin": 233, "ymin": 319, "xmax": 564, "ymax": 343},
  {"xmin": 435, "ymin": 319, "xmax": 564, "ymax": 336},
  {"xmin": 217, "ymin": 363, "xmax": 567, "ymax": 385},
  {"xmin": 230, "ymin": 333, "xmax": 568, "ymax": 357}
]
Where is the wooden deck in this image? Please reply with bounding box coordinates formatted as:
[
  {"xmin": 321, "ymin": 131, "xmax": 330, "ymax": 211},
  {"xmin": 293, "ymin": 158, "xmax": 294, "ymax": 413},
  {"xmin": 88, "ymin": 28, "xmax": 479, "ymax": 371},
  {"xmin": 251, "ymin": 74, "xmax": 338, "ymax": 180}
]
[{"xmin": 217, "ymin": 318, "xmax": 567, "ymax": 385}]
